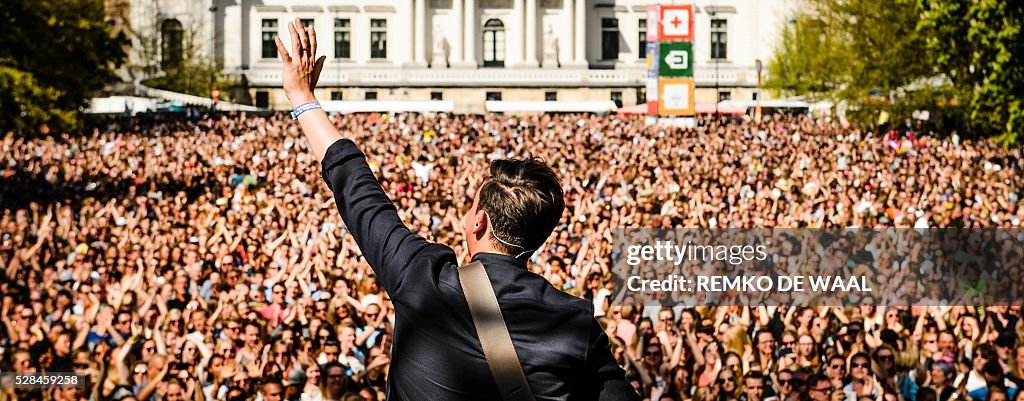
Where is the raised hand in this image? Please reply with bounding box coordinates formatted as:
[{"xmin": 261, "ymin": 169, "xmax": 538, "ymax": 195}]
[{"xmin": 274, "ymin": 19, "xmax": 326, "ymax": 106}]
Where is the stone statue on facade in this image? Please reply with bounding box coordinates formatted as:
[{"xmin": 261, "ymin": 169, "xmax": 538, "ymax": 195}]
[
  {"xmin": 431, "ymin": 24, "xmax": 447, "ymax": 68},
  {"xmin": 542, "ymin": 24, "xmax": 559, "ymax": 68}
]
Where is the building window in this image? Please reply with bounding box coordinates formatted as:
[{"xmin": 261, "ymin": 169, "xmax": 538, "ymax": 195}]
[
  {"xmin": 331, "ymin": 91, "xmax": 343, "ymax": 100},
  {"xmin": 370, "ymin": 19, "xmax": 387, "ymax": 59},
  {"xmin": 161, "ymin": 19, "xmax": 183, "ymax": 69},
  {"xmin": 719, "ymin": 91, "xmax": 731, "ymax": 102},
  {"xmin": 637, "ymin": 88, "xmax": 646, "ymax": 104},
  {"xmin": 611, "ymin": 91, "xmax": 623, "ymax": 108},
  {"xmin": 365, "ymin": 91, "xmax": 378, "ymax": 100},
  {"xmin": 545, "ymin": 91, "xmax": 557, "ymax": 101},
  {"xmin": 431, "ymin": 91, "xmax": 443, "ymax": 100},
  {"xmin": 334, "ymin": 19, "xmax": 351, "ymax": 59},
  {"xmin": 255, "ymin": 91, "xmax": 269, "ymax": 108},
  {"xmin": 483, "ymin": 19, "xmax": 505, "ymax": 67},
  {"xmin": 261, "ymin": 19, "xmax": 278, "ymax": 59},
  {"xmin": 300, "ymin": 18, "xmax": 314, "ymax": 29},
  {"xmin": 601, "ymin": 18, "xmax": 619, "ymax": 60},
  {"xmin": 752, "ymin": 92, "xmax": 758, "ymax": 101},
  {"xmin": 486, "ymin": 91, "xmax": 502, "ymax": 101},
  {"xmin": 711, "ymin": 19, "xmax": 727, "ymax": 60},
  {"xmin": 638, "ymin": 19, "xmax": 647, "ymax": 59}
]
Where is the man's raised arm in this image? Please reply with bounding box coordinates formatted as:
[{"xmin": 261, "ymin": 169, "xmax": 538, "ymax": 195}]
[
  {"xmin": 274, "ymin": 19, "xmax": 449, "ymax": 297},
  {"xmin": 274, "ymin": 18, "xmax": 338, "ymax": 162}
]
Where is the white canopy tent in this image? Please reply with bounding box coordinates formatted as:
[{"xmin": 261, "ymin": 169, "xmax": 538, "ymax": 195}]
[
  {"xmin": 319, "ymin": 100, "xmax": 454, "ymax": 114},
  {"xmin": 85, "ymin": 96, "xmax": 158, "ymax": 115},
  {"xmin": 136, "ymin": 83, "xmax": 262, "ymax": 111},
  {"xmin": 717, "ymin": 99, "xmax": 812, "ymax": 111},
  {"xmin": 484, "ymin": 101, "xmax": 618, "ymax": 113}
]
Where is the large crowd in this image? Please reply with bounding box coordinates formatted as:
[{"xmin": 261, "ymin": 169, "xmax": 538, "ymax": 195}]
[{"xmin": 1, "ymin": 112, "xmax": 1022, "ymax": 401}]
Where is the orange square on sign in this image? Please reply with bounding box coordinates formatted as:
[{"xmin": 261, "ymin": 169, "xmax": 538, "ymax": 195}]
[
  {"xmin": 658, "ymin": 78, "xmax": 695, "ymax": 116},
  {"xmin": 659, "ymin": 5, "xmax": 694, "ymax": 42}
]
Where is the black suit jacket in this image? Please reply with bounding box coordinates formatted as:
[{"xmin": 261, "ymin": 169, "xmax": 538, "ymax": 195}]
[{"xmin": 320, "ymin": 139, "xmax": 638, "ymax": 401}]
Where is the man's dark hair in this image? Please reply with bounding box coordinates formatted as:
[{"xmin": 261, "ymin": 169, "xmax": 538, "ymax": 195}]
[
  {"xmin": 917, "ymin": 387, "xmax": 937, "ymax": 401},
  {"xmin": 806, "ymin": 373, "xmax": 830, "ymax": 390},
  {"xmin": 985, "ymin": 386, "xmax": 1008, "ymax": 401},
  {"xmin": 320, "ymin": 339, "xmax": 340, "ymax": 354},
  {"xmin": 226, "ymin": 386, "xmax": 248, "ymax": 401},
  {"xmin": 243, "ymin": 319, "xmax": 262, "ymax": 332},
  {"xmin": 319, "ymin": 361, "xmax": 348, "ymax": 388},
  {"xmin": 479, "ymin": 158, "xmax": 564, "ymax": 257},
  {"xmin": 261, "ymin": 379, "xmax": 283, "ymax": 392}
]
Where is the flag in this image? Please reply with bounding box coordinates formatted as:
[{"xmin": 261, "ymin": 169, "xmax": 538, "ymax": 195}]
[{"xmin": 877, "ymin": 110, "xmax": 890, "ymax": 126}]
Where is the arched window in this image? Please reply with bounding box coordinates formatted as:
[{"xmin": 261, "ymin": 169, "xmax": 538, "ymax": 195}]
[
  {"xmin": 161, "ymin": 19, "xmax": 184, "ymax": 69},
  {"xmin": 482, "ymin": 19, "xmax": 505, "ymax": 67}
]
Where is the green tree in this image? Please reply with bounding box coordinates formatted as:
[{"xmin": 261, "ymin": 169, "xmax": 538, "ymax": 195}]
[
  {"xmin": 0, "ymin": 0, "xmax": 128, "ymax": 133},
  {"xmin": 764, "ymin": 0, "xmax": 950, "ymax": 125},
  {"xmin": 765, "ymin": 14, "xmax": 849, "ymax": 100},
  {"xmin": 918, "ymin": 0, "xmax": 1023, "ymax": 144},
  {"xmin": 132, "ymin": 16, "xmax": 233, "ymax": 100},
  {"xmin": 766, "ymin": 0, "xmax": 1022, "ymax": 142}
]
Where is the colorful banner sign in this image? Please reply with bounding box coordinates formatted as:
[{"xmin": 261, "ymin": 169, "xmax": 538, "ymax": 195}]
[
  {"xmin": 648, "ymin": 4, "xmax": 696, "ymax": 118},
  {"xmin": 647, "ymin": 6, "xmax": 659, "ymax": 42},
  {"xmin": 658, "ymin": 5, "xmax": 694, "ymax": 42},
  {"xmin": 645, "ymin": 42, "xmax": 659, "ymax": 71},
  {"xmin": 658, "ymin": 42, "xmax": 693, "ymax": 78},
  {"xmin": 658, "ymin": 78, "xmax": 695, "ymax": 116}
]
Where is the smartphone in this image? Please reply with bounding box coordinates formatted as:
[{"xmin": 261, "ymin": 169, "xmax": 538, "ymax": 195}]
[{"xmin": 776, "ymin": 347, "xmax": 795, "ymax": 358}]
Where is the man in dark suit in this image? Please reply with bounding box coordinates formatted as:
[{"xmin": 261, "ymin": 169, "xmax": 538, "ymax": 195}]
[{"xmin": 274, "ymin": 19, "xmax": 638, "ymax": 401}]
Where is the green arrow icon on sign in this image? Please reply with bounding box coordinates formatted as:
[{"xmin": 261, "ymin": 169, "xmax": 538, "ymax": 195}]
[
  {"xmin": 664, "ymin": 50, "xmax": 688, "ymax": 69},
  {"xmin": 658, "ymin": 42, "xmax": 693, "ymax": 78}
]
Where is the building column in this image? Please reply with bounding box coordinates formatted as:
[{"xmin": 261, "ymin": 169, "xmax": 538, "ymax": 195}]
[
  {"xmin": 451, "ymin": 0, "xmax": 463, "ymax": 64},
  {"xmin": 224, "ymin": 0, "xmax": 242, "ymax": 70},
  {"xmin": 405, "ymin": 0, "xmax": 416, "ymax": 64},
  {"xmin": 510, "ymin": 0, "xmax": 524, "ymax": 65},
  {"xmin": 524, "ymin": 0, "xmax": 538, "ymax": 66},
  {"xmin": 414, "ymin": 0, "xmax": 427, "ymax": 65},
  {"xmin": 463, "ymin": 0, "xmax": 477, "ymax": 66},
  {"xmin": 561, "ymin": 0, "xmax": 573, "ymax": 66},
  {"xmin": 573, "ymin": 0, "xmax": 586, "ymax": 65}
]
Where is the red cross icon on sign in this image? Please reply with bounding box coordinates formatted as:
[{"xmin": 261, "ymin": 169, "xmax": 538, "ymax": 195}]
[{"xmin": 658, "ymin": 5, "xmax": 694, "ymax": 42}]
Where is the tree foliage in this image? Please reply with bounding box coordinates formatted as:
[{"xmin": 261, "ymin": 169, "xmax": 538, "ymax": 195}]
[
  {"xmin": 132, "ymin": 15, "xmax": 234, "ymax": 100},
  {"xmin": 142, "ymin": 60, "xmax": 235, "ymax": 101},
  {"xmin": 764, "ymin": 14, "xmax": 849, "ymax": 100},
  {"xmin": 0, "ymin": 0, "xmax": 128, "ymax": 134},
  {"xmin": 765, "ymin": 0, "xmax": 1022, "ymax": 143},
  {"xmin": 765, "ymin": 0, "xmax": 942, "ymax": 118},
  {"xmin": 0, "ymin": 66, "xmax": 76, "ymax": 131},
  {"xmin": 918, "ymin": 0, "xmax": 1023, "ymax": 144}
]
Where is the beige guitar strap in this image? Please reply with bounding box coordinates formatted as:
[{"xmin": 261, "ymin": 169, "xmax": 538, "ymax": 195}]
[{"xmin": 458, "ymin": 261, "xmax": 538, "ymax": 401}]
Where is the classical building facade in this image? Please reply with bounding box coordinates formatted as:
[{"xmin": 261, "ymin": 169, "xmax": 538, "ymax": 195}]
[{"xmin": 122, "ymin": 0, "xmax": 795, "ymax": 113}]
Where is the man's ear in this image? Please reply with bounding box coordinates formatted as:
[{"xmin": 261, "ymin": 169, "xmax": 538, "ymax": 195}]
[{"xmin": 471, "ymin": 209, "xmax": 488, "ymax": 240}]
